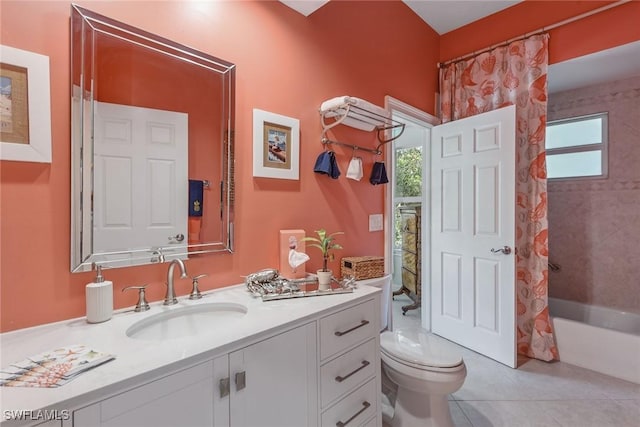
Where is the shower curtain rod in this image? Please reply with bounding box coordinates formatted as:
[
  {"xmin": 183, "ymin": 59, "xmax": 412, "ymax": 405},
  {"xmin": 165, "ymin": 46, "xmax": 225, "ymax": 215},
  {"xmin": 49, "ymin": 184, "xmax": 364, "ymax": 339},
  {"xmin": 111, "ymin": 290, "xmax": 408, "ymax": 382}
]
[{"xmin": 437, "ymin": 0, "xmax": 631, "ymax": 68}]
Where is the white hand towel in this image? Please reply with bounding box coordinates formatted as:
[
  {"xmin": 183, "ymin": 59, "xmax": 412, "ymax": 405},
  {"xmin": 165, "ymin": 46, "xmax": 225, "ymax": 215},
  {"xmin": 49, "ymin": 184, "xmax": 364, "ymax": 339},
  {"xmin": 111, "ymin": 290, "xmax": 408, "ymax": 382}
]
[{"xmin": 346, "ymin": 157, "xmax": 363, "ymax": 181}]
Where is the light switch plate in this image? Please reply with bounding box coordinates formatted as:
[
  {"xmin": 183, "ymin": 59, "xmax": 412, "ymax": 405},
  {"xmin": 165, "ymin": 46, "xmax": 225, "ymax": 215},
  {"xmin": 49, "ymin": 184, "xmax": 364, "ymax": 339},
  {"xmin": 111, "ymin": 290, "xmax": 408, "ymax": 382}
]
[{"xmin": 369, "ymin": 214, "xmax": 383, "ymax": 232}]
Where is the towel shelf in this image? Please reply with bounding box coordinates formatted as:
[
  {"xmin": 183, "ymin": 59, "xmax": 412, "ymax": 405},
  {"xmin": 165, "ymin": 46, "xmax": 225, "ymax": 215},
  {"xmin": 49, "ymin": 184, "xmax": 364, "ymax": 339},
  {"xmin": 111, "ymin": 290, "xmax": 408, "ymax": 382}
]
[{"xmin": 319, "ymin": 96, "xmax": 405, "ymax": 154}]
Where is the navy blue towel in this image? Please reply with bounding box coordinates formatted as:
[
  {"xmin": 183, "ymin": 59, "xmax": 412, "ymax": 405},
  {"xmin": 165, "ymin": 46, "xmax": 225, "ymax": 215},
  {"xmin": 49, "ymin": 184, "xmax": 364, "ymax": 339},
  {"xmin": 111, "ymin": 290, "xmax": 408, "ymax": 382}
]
[
  {"xmin": 314, "ymin": 151, "xmax": 331, "ymax": 174},
  {"xmin": 328, "ymin": 151, "xmax": 340, "ymax": 179},
  {"xmin": 370, "ymin": 161, "xmax": 389, "ymax": 185},
  {"xmin": 314, "ymin": 151, "xmax": 341, "ymax": 179},
  {"xmin": 188, "ymin": 179, "xmax": 204, "ymax": 217}
]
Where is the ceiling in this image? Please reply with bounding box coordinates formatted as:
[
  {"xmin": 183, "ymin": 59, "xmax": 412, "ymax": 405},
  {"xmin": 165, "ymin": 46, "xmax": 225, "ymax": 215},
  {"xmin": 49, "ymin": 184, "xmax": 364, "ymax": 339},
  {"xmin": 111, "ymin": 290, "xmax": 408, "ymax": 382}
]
[
  {"xmin": 548, "ymin": 40, "xmax": 640, "ymax": 93},
  {"xmin": 402, "ymin": 0, "xmax": 522, "ymax": 34},
  {"xmin": 280, "ymin": 1, "xmax": 640, "ymax": 93},
  {"xmin": 280, "ymin": 0, "xmax": 523, "ymax": 34}
]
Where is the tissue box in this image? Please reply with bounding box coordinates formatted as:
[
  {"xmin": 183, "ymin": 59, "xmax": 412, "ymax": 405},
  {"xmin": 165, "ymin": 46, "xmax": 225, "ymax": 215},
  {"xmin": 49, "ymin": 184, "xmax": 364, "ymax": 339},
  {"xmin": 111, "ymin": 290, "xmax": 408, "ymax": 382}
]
[
  {"xmin": 341, "ymin": 256, "xmax": 384, "ymax": 280},
  {"xmin": 279, "ymin": 230, "xmax": 307, "ymax": 279}
]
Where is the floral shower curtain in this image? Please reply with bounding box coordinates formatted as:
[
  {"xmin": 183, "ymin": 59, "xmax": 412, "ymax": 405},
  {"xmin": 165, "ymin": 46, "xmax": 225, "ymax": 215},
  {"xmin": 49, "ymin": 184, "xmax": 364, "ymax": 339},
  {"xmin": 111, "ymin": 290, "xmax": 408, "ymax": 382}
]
[{"xmin": 439, "ymin": 34, "xmax": 557, "ymax": 361}]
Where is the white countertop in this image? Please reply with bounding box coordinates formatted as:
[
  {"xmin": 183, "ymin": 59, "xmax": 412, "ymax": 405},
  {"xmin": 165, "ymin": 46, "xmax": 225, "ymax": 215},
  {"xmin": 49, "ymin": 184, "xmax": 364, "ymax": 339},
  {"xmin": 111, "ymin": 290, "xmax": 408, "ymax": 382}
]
[{"xmin": 0, "ymin": 282, "xmax": 380, "ymax": 420}]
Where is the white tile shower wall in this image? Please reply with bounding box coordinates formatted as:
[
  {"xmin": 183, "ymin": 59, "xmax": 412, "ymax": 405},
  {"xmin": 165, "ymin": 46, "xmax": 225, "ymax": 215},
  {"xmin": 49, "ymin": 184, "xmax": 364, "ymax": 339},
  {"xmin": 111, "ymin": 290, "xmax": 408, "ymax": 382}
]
[{"xmin": 547, "ymin": 75, "xmax": 640, "ymax": 315}]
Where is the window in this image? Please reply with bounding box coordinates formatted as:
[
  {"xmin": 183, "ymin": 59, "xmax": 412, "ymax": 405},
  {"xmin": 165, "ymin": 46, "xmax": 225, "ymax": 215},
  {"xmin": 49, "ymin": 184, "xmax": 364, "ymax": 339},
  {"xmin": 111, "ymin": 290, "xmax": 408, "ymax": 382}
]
[
  {"xmin": 545, "ymin": 113, "xmax": 608, "ymax": 180},
  {"xmin": 392, "ymin": 124, "xmax": 423, "ymax": 248}
]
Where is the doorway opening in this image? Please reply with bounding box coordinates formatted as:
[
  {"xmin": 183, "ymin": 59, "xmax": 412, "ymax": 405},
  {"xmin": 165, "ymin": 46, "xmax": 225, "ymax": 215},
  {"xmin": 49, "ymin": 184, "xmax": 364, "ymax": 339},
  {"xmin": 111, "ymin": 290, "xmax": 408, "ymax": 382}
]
[{"xmin": 384, "ymin": 97, "xmax": 438, "ymax": 331}]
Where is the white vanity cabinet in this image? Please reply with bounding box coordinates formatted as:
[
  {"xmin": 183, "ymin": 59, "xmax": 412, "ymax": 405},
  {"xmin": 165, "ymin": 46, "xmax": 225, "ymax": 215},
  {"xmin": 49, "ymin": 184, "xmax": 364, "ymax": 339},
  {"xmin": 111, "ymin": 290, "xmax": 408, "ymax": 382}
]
[
  {"xmin": 226, "ymin": 322, "xmax": 318, "ymax": 427},
  {"xmin": 73, "ymin": 322, "xmax": 317, "ymax": 427},
  {"xmin": 2, "ymin": 288, "xmax": 381, "ymax": 427},
  {"xmin": 319, "ymin": 299, "xmax": 380, "ymax": 427}
]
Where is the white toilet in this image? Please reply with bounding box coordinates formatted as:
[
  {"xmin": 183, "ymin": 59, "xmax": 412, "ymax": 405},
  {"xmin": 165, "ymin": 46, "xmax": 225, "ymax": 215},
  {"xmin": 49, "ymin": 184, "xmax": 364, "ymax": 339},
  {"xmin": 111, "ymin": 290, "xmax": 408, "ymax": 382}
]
[{"xmin": 380, "ymin": 328, "xmax": 467, "ymax": 427}]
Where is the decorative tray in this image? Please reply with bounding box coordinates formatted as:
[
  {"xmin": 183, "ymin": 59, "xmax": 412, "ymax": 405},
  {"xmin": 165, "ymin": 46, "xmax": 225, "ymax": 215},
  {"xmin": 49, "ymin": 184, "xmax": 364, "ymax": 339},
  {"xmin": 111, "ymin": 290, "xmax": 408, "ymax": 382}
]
[{"xmin": 245, "ymin": 269, "xmax": 355, "ymax": 302}]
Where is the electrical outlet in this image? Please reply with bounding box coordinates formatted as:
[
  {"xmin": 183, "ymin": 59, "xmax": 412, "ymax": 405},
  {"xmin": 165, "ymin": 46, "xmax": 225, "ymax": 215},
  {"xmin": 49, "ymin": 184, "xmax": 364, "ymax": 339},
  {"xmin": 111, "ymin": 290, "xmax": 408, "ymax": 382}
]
[{"xmin": 369, "ymin": 214, "xmax": 383, "ymax": 232}]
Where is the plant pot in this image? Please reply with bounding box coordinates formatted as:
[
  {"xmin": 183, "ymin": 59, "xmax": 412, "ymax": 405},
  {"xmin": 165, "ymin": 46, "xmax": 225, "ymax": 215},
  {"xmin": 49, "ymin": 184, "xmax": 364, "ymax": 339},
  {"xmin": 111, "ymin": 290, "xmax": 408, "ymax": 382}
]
[{"xmin": 317, "ymin": 270, "xmax": 333, "ymax": 291}]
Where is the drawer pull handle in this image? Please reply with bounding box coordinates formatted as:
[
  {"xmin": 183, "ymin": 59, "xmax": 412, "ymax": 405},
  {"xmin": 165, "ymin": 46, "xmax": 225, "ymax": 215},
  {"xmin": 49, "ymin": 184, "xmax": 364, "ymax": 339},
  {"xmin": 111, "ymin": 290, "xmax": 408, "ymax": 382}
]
[
  {"xmin": 336, "ymin": 401, "xmax": 370, "ymax": 427},
  {"xmin": 219, "ymin": 377, "xmax": 230, "ymax": 398},
  {"xmin": 335, "ymin": 320, "xmax": 369, "ymax": 337},
  {"xmin": 235, "ymin": 371, "xmax": 246, "ymax": 391},
  {"xmin": 335, "ymin": 360, "xmax": 370, "ymax": 383}
]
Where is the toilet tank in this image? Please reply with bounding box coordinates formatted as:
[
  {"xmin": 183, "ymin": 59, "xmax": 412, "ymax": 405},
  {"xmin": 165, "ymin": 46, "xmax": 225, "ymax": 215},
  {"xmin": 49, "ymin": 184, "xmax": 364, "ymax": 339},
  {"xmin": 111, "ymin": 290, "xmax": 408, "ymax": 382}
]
[{"xmin": 357, "ymin": 275, "xmax": 392, "ymax": 331}]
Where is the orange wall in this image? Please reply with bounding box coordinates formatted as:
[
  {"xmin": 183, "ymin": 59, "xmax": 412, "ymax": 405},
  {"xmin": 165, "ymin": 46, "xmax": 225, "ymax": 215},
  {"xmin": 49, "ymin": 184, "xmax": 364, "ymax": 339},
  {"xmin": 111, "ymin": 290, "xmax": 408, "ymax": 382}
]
[
  {"xmin": 3, "ymin": 0, "xmax": 637, "ymax": 333},
  {"xmin": 0, "ymin": 0, "xmax": 438, "ymax": 331},
  {"xmin": 440, "ymin": 0, "xmax": 640, "ymax": 65}
]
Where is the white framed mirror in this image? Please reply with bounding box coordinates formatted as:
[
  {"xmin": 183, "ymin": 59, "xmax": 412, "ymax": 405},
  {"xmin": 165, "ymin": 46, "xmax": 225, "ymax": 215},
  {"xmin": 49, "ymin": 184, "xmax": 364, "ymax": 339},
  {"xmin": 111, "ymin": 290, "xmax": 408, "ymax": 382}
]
[{"xmin": 70, "ymin": 4, "xmax": 235, "ymax": 272}]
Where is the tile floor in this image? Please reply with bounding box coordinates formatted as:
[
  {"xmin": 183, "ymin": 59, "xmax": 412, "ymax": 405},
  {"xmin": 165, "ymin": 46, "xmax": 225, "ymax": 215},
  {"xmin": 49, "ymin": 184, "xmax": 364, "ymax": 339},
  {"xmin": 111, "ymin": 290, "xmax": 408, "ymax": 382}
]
[{"xmin": 388, "ymin": 293, "xmax": 640, "ymax": 427}]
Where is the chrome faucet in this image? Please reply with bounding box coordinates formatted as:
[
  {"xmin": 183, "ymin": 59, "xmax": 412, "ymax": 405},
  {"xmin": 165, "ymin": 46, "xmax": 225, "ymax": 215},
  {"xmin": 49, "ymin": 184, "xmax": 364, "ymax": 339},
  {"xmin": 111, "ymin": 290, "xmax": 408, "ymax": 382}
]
[{"xmin": 164, "ymin": 259, "xmax": 188, "ymax": 305}]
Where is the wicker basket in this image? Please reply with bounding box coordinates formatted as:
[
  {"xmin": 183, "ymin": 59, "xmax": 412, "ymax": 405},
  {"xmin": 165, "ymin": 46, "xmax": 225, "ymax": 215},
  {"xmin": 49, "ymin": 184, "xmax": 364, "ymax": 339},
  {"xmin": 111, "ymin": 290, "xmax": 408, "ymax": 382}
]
[{"xmin": 340, "ymin": 256, "xmax": 384, "ymax": 280}]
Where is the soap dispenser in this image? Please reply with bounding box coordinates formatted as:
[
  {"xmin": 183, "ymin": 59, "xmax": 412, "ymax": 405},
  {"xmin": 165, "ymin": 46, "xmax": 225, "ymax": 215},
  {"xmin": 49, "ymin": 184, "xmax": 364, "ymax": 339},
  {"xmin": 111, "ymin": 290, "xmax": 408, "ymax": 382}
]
[{"xmin": 86, "ymin": 264, "xmax": 113, "ymax": 323}]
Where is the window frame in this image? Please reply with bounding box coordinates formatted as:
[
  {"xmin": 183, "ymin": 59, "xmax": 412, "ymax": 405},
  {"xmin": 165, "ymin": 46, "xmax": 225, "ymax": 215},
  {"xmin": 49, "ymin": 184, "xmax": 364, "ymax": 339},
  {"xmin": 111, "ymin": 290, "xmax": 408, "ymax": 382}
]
[{"xmin": 546, "ymin": 112, "xmax": 609, "ymax": 181}]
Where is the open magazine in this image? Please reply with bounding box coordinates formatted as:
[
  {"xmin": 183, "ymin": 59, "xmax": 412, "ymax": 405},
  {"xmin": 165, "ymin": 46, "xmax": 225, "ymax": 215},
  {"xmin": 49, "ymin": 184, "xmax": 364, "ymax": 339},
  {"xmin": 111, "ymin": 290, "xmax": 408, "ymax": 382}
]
[{"xmin": 1, "ymin": 344, "xmax": 115, "ymax": 388}]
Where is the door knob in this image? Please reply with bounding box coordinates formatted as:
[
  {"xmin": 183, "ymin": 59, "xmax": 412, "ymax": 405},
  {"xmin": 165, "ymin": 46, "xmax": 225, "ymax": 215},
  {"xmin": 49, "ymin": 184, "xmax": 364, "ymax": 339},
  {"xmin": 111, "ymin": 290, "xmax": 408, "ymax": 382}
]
[
  {"xmin": 491, "ymin": 246, "xmax": 512, "ymax": 255},
  {"xmin": 168, "ymin": 233, "xmax": 185, "ymax": 243}
]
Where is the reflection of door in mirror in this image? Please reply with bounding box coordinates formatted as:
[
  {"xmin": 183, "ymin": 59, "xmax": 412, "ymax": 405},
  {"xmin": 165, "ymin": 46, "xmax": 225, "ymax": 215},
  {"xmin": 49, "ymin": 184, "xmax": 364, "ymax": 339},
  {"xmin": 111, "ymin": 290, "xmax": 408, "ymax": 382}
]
[
  {"xmin": 93, "ymin": 102, "xmax": 188, "ymax": 264},
  {"xmin": 70, "ymin": 4, "xmax": 235, "ymax": 272},
  {"xmin": 95, "ymin": 34, "xmax": 221, "ymax": 245}
]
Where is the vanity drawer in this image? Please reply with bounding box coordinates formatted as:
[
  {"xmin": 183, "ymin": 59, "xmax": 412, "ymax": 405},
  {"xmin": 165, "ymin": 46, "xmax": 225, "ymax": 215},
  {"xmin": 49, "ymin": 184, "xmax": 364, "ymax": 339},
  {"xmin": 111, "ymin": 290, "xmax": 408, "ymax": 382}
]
[
  {"xmin": 321, "ymin": 338, "xmax": 376, "ymax": 407},
  {"xmin": 361, "ymin": 416, "xmax": 378, "ymax": 427},
  {"xmin": 320, "ymin": 299, "xmax": 376, "ymax": 360},
  {"xmin": 321, "ymin": 378, "xmax": 377, "ymax": 427}
]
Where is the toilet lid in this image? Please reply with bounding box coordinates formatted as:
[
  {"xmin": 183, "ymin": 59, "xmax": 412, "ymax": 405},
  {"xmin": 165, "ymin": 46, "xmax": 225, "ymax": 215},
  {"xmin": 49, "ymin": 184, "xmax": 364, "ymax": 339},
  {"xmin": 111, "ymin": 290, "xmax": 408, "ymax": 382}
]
[{"xmin": 380, "ymin": 328, "xmax": 463, "ymax": 369}]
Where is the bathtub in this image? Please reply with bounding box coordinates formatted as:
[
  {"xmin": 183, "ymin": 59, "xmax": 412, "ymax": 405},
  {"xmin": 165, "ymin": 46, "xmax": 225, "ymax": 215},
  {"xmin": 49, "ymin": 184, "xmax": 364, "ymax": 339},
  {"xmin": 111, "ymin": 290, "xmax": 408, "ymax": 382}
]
[{"xmin": 549, "ymin": 297, "xmax": 640, "ymax": 384}]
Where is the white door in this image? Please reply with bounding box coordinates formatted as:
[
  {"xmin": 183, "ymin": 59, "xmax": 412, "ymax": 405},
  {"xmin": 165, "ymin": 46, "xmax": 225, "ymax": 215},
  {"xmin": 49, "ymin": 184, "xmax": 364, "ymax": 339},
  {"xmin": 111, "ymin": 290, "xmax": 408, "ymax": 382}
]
[
  {"xmin": 93, "ymin": 102, "xmax": 188, "ymax": 256},
  {"xmin": 431, "ymin": 105, "xmax": 516, "ymax": 368}
]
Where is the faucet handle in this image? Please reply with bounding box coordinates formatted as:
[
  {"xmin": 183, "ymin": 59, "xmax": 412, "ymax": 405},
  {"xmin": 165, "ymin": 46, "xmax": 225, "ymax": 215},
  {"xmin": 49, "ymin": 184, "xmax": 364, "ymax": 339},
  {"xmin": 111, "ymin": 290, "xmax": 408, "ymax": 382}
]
[
  {"xmin": 189, "ymin": 274, "xmax": 208, "ymax": 300},
  {"xmin": 122, "ymin": 284, "xmax": 151, "ymax": 312},
  {"xmin": 150, "ymin": 248, "xmax": 165, "ymax": 263}
]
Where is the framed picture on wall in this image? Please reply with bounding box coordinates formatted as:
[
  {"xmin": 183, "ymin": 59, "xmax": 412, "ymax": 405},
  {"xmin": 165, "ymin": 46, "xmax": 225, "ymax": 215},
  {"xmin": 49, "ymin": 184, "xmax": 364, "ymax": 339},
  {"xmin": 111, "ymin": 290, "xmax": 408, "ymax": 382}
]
[
  {"xmin": 252, "ymin": 109, "xmax": 299, "ymax": 180},
  {"xmin": 0, "ymin": 45, "xmax": 52, "ymax": 163}
]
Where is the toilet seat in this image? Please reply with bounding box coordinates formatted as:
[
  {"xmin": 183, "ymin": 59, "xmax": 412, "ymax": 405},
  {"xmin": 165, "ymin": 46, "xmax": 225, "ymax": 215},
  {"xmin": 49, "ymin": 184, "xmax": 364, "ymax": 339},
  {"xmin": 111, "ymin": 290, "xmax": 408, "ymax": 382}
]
[{"xmin": 380, "ymin": 328, "xmax": 463, "ymax": 371}]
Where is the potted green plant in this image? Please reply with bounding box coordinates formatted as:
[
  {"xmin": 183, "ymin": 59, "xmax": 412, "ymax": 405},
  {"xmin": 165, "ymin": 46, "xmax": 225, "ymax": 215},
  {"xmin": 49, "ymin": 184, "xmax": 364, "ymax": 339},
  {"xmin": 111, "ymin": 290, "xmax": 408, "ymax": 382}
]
[{"xmin": 302, "ymin": 229, "xmax": 343, "ymax": 290}]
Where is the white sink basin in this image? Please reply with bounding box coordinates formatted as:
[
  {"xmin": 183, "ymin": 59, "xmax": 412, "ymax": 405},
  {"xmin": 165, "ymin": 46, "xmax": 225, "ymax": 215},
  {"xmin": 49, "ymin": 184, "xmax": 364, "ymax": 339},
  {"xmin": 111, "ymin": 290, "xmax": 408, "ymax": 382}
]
[{"xmin": 126, "ymin": 302, "xmax": 248, "ymax": 341}]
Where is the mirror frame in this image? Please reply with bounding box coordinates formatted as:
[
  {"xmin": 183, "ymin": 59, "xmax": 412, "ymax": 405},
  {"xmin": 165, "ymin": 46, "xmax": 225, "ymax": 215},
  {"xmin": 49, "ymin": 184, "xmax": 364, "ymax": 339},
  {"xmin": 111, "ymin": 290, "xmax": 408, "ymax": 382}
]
[{"xmin": 70, "ymin": 4, "xmax": 235, "ymax": 272}]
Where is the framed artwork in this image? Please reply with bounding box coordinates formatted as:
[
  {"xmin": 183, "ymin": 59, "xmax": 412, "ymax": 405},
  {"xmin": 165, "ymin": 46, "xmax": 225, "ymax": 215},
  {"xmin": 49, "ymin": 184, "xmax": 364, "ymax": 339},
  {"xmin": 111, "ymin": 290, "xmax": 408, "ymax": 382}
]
[
  {"xmin": 1, "ymin": 45, "xmax": 52, "ymax": 163},
  {"xmin": 252, "ymin": 109, "xmax": 299, "ymax": 180}
]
